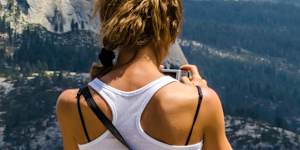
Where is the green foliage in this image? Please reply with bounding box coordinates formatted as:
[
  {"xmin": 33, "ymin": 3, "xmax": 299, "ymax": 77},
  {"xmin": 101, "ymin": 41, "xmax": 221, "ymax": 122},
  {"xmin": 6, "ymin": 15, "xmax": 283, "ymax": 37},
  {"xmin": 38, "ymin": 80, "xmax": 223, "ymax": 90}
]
[
  {"xmin": 181, "ymin": 0, "xmax": 300, "ymax": 132},
  {"xmin": 183, "ymin": 1, "xmax": 300, "ymax": 65},
  {"xmin": 1, "ymin": 73, "xmax": 84, "ymax": 148},
  {"xmin": 13, "ymin": 26, "xmax": 100, "ymax": 74},
  {"xmin": 182, "ymin": 43, "xmax": 300, "ymax": 131}
]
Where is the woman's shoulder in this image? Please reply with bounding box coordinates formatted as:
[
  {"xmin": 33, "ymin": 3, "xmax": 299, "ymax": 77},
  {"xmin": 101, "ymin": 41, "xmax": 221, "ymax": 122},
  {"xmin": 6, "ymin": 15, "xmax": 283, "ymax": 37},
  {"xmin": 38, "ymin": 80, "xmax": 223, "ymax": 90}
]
[
  {"xmin": 56, "ymin": 88, "xmax": 80, "ymax": 118},
  {"xmin": 156, "ymin": 82, "xmax": 221, "ymax": 110},
  {"xmin": 155, "ymin": 82, "xmax": 223, "ymax": 126}
]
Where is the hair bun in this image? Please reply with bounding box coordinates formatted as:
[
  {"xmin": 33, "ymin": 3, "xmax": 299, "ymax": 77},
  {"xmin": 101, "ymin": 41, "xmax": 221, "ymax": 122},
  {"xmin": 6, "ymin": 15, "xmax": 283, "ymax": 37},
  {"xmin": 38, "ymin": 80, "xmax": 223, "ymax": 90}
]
[{"xmin": 98, "ymin": 48, "xmax": 115, "ymax": 67}]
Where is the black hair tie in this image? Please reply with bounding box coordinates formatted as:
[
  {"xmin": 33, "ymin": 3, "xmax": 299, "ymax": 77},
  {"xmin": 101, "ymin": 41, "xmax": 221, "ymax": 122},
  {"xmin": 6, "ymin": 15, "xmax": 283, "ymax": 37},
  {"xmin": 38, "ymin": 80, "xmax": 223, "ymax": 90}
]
[{"xmin": 98, "ymin": 48, "xmax": 115, "ymax": 67}]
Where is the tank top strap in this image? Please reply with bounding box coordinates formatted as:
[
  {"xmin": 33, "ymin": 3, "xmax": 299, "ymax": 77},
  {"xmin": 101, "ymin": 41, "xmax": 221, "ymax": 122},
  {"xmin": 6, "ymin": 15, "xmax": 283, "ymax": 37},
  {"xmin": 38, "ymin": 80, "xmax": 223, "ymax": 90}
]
[
  {"xmin": 137, "ymin": 76, "xmax": 178, "ymax": 117},
  {"xmin": 87, "ymin": 75, "xmax": 177, "ymax": 124}
]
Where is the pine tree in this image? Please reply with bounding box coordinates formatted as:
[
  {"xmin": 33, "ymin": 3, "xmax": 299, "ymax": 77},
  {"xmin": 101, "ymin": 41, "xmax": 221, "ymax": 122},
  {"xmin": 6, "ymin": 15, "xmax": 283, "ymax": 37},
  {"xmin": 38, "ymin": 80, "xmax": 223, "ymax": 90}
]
[
  {"xmin": 81, "ymin": 21, "xmax": 85, "ymax": 30},
  {"xmin": 71, "ymin": 19, "xmax": 75, "ymax": 31}
]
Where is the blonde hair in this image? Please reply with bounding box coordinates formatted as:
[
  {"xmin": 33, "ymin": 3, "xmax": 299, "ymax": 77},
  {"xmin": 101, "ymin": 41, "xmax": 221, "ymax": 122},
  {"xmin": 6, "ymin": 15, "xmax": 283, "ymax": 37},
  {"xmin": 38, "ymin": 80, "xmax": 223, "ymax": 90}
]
[{"xmin": 90, "ymin": 0, "xmax": 183, "ymax": 79}]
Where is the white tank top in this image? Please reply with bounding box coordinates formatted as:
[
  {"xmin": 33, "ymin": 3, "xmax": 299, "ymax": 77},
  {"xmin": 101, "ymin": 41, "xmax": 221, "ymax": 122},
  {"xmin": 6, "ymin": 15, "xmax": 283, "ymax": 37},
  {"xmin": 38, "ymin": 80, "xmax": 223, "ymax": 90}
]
[{"xmin": 78, "ymin": 76, "xmax": 203, "ymax": 150}]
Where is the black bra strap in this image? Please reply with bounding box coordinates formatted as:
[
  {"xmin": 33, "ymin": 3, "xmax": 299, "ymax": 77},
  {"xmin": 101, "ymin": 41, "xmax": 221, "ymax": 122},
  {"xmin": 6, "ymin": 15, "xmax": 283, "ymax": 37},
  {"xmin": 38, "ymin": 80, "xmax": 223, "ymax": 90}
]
[
  {"xmin": 185, "ymin": 85, "xmax": 203, "ymax": 145},
  {"xmin": 76, "ymin": 90, "xmax": 91, "ymax": 142}
]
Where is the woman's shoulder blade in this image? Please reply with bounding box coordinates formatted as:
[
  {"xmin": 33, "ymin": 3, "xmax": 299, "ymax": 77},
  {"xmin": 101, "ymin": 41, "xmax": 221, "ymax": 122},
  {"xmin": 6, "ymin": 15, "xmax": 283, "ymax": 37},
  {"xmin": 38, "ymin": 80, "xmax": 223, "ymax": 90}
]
[
  {"xmin": 156, "ymin": 82, "xmax": 201, "ymax": 103},
  {"xmin": 156, "ymin": 83, "xmax": 223, "ymax": 120},
  {"xmin": 155, "ymin": 82, "xmax": 200, "ymax": 112},
  {"xmin": 56, "ymin": 88, "xmax": 79, "ymax": 117}
]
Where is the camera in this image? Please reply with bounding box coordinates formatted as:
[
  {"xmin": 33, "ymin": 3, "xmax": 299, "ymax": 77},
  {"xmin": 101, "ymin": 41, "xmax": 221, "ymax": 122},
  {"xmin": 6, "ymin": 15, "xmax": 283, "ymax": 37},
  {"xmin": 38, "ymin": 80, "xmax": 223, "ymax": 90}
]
[{"xmin": 162, "ymin": 69, "xmax": 191, "ymax": 80}]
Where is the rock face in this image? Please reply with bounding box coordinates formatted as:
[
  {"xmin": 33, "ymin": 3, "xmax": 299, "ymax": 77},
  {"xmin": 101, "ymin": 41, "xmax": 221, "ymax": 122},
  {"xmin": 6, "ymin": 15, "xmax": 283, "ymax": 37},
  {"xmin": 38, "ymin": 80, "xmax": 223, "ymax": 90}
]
[
  {"xmin": 26, "ymin": 0, "xmax": 99, "ymax": 33},
  {"xmin": 0, "ymin": 0, "xmax": 99, "ymax": 33},
  {"xmin": 226, "ymin": 116, "xmax": 300, "ymax": 150},
  {"xmin": 164, "ymin": 41, "xmax": 189, "ymax": 69},
  {"xmin": 0, "ymin": 0, "xmax": 188, "ymax": 67}
]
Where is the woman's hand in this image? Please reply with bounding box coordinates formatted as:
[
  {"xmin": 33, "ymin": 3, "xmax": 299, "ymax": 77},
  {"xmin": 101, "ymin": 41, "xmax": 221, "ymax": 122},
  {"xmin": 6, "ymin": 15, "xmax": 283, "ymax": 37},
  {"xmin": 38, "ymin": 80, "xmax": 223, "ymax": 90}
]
[{"xmin": 180, "ymin": 64, "xmax": 208, "ymax": 87}]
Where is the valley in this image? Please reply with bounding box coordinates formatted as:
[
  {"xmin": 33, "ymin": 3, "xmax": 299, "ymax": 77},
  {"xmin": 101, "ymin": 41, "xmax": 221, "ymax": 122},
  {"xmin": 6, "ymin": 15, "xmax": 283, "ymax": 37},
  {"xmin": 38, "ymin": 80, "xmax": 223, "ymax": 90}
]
[{"xmin": 1, "ymin": 0, "xmax": 300, "ymax": 149}]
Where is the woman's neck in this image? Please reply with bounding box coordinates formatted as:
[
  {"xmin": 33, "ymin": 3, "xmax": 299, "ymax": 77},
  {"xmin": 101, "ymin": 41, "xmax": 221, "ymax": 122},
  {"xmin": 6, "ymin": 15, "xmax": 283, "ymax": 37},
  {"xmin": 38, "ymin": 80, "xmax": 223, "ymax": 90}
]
[
  {"xmin": 115, "ymin": 45, "xmax": 161, "ymax": 71},
  {"xmin": 100, "ymin": 44, "xmax": 165, "ymax": 84}
]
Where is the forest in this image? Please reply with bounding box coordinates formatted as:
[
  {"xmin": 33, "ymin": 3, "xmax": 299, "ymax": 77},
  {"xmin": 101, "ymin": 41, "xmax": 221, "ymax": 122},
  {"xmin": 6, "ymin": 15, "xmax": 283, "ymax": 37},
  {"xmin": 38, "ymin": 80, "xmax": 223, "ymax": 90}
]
[
  {"xmin": 182, "ymin": 0, "xmax": 300, "ymax": 132},
  {"xmin": 1, "ymin": 1, "xmax": 300, "ymax": 132},
  {"xmin": 0, "ymin": 1, "xmax": 300, "ymax": 148},
  {"xmin": 183, "ymin": 1, "xmax": 300, "ymax": 65}
]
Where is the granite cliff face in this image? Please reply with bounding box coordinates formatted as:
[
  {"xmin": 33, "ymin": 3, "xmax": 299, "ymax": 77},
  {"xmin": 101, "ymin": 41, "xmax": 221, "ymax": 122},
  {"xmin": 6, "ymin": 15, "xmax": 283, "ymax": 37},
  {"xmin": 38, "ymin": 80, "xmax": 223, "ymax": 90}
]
[
  {"xmin": 0, "ymin": 0, "xmax": 187, "ymax": 67},
  {"xmin": 163, "ymin": 41, "xmax": 189, "ymax": 68},
  {"xmin": 0, "ymin": 0, "xmax": 99, "ymax": 33}
]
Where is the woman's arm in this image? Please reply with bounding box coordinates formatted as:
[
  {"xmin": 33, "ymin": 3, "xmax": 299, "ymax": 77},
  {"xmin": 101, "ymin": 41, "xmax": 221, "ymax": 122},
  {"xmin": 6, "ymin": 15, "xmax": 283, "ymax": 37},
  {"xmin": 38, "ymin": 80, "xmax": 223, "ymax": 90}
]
[
  {"xmin": 180, "ymin": 64, "xmax": 232, "ymax": 149},
  {"xmin": 201, "ymin": 88, "xmax": 232, "ymax": 150},
  {"xmin": 56, "ymin": 90, "xmax": 80, "ymax": 150}
]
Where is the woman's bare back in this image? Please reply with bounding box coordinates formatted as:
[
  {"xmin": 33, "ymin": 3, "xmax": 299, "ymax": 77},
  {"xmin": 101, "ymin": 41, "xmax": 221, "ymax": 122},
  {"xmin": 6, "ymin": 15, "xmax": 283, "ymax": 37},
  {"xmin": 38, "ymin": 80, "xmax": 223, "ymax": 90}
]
[{"xmin": 56, "ymin": 64, "xmax": 231, "ymax": 149}]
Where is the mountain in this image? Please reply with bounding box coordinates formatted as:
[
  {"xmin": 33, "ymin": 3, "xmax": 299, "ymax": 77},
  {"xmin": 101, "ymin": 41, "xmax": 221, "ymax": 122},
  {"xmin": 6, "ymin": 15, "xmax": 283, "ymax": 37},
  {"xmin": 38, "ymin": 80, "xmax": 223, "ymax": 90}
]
[
  {"xmin": 179, "ymin": 38, "xmax": 300, "ymax": 134},
  {"xmin": 181, "ymin": 0, "xmax": 300, "ymax": 136},
  {"xmin": 0, "ymin": 0, "xmax": 99, "ymax": 33},
  {"xmin": 0, "ymin": 0, "xmax": 187, "ymax": 67},
  {"xmin": 226, "ymin": 116, "xmax": 300, "ymax": 150},
  {"xmin": 163, "ymin": 41, "xmax": 189, "ymax": 68},
  {"xmin": 1, "ymin": 71, "xmax": 299, "ymax": 149},
  {"xmin": 1, "ymin": 0, "xmax": 300, "ymax": 149}
]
